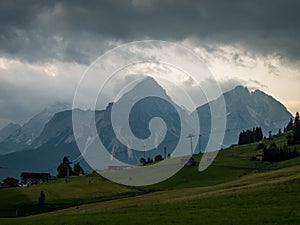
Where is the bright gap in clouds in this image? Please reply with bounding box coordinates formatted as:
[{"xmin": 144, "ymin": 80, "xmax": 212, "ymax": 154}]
[
  {"xmin": 187, "ymin": 42, "xmax": 300, "ymax": 115},
  {"xmin": 0, "ymin": 57, "xmax": 84, "ymax": 127}
]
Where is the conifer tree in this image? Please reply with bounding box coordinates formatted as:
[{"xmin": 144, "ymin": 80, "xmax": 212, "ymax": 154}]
[
  {"xmin": 57, "ymin": 156, "xmax": 73, "ymax": 178},
  {"xmin": 285, "ymin": 118, "xmax": 294, "ymax": 132},
  {"xmin": 73, "ymin": 162, "xmax": 85, "ymax": 176},
  {"xmin": 293, "ymin": 112, "xmax": 300, "ymax": 143}
]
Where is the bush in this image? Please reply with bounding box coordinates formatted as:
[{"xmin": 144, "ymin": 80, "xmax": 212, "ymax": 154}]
[
  {"xmin": 140, "ymin": 158, "xmax": 146, "ymax": 166},
  {"xmin": 256, "ymin": 142, "xmax": 265, "ymax": 150},
  {"xmin": 154, "ymin": 155, "xmax": 163, "ymax": 162}
]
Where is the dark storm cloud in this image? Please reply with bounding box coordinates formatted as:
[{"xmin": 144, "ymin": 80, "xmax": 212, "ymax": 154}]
[{"xmin": 0, "ymin": 0, "xmax": 300, "ymax": 64}]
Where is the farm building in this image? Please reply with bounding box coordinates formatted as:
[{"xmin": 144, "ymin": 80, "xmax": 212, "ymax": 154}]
[{"xmin": 20, "ymin": 172, "xmax": 51, "ymax": 186}]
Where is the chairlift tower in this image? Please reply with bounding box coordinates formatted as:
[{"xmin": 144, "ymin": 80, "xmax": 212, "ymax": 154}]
[{"xmin": 186, "ymin": 133, "xmax": 195, "ymax": 155}]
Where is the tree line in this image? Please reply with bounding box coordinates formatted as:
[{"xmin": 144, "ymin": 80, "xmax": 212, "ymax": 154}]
[
  {"xmin": 262, "ymin": 142, "xmax": 299, "ymax": 162},
  {"xmin": 238, "ymin": 127, "xmax": 263, "ymax": 145},
  {"xmin": 140, "ymin": 154, "xmax": 169, "ymax": 166},
  {"xmin": 260, "ymin": 112, "xmax": 300, "ymax": 162},
  {"xmin": 285, "ymin": 112, "xmax": 300, "ymax": 145}
]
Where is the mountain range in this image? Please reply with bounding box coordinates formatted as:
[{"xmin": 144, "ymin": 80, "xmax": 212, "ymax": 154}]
[
  {"xmin": 0, "ymin": 123, "xmax": 21, "ymax": 142},
  {"xmin": 196, "ymin": 85, "xmax": 292, "ymax": 150},
  {"xmin": 0, "ymin": 103, "xmax": 70, "ymax": 155},
  {"xmin": 0, "ymin": 78, "xmax": 292, "ymax": 181}
]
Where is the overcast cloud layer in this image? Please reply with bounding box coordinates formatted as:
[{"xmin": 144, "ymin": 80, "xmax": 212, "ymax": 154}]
[
  {"xmin": 0, "ymin": 0, "xmax": 300, "ymax": 128},
  {"xmin": 1, "ymin": 0, "xmax": 300, "ymax": 64}
]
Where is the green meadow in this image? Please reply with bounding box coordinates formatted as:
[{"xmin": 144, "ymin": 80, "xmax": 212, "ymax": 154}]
[{"xmin": 1, "ymin": 133, "xmax": 300, "ymax": 225}]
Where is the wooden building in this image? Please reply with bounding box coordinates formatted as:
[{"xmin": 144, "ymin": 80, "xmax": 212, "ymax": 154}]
[{"xmin": 20, "ymin": 172, "xmax": 51, "ymax": 186}]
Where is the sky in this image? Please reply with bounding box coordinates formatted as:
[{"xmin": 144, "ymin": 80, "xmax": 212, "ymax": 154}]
[{"xmin": 0, "ymin": 0, "xmax": 300, "ymax": 128}]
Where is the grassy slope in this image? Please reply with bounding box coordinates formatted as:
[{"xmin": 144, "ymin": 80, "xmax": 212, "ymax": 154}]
[
  {"xmin": 144, "ymin": 133, "xmax": 300, "ymax": 190},
  {"xmin": 1, "ymin": 163, "xmax": 300, "ymax": 225},
  {"xmin": 1, "ymin": 133, "xmax": 300, "ymax": 224},
  {"xmin": 0, "ymin": 174, "xmax": 142, "ymax": 216}
]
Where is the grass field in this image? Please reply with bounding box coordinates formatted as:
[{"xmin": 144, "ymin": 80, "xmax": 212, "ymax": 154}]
[
  {"xmin": 0, "ymin": 174, "xmax": 142, "ymax": 216},
  {"xmin": 1, "ymin": 133, "xmax": 300, "ymax": 224}
]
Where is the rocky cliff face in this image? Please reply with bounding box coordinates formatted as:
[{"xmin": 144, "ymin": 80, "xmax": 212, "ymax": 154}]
[{"xmin": 0, "ymin": 79, "xmax": 293, "ymax": 180}]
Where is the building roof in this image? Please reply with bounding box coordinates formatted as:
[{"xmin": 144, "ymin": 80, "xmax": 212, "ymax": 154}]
[{"xmin": 20, "ymin": 172, "xmax": 51, "ymax": 179}]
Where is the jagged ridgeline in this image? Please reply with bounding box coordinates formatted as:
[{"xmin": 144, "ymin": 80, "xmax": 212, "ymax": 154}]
[{"xmin": 0, "ymin": 78, "xmax": 292, "ymax": 180}]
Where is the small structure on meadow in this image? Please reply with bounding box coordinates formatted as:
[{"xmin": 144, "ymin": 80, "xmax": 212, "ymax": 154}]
[
  {"xmin": 1, "ymin": 177, "xmax": 19, "ymax": 188},
  {"xmin": 20, "ymin": 172, "xmax": 51, "ymax": 186},
  {"xmin": 181, "ymin": 157, "xmax": 197, "ymax": 167},
  {"xmin": 255, "ymin": 153, "xmax": 263, "ymax": 161},
  {"xmin": 106, "ymin": 166, "xmax": 132, "ymax": 171}
]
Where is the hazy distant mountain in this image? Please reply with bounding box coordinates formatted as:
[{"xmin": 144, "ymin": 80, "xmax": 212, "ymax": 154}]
[
  {"xmin": 0, "ymin": 79, "xmax": 293, "ymax": 180},
  {"xmin": 30, "ymin": 110, "xmax": 73, "ymax": 149},
  {"xmin": 0, "ymin": 123, "xmax": 21, "ymax": 142},
  {"xmin": 98, "ymin": 77, "xmax": 192, "ymax": 163},
  {"xmin": 31, "ymin": 78, "xmax": 187, "ymax": 163},
  {"xmin": 224, "ymin": 86, "xmax": 292, "ymax": 145},
  {"xmin": 0, "ymin": 102, "xmax": 70, "ymax": 155},
  {"xmin": 195, "ymin": 86, "xmax": 292, "ymax": 149},
  {"xmin": 0, "ymin": 78, "xmax": 189, "ymax": 179}
]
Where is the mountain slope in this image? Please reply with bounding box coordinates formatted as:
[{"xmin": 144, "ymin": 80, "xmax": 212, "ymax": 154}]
[
  {"xmin": 0, "ymin": 78, "xmax": 190, "ymax": 180},
  {"xmin": 0, "ymin": 123, "xmax": 21, "ymax": 142},
  {"xmin": 195, "ymin": 86, "xmax": 292, "ymax": 149},
  {"xmin": 31, "ymin": 77, "xmax": 188, "ymax": 164},
  {"xmin": 0, "ymin": 103, "xmax": 70, "ymax": 155}
]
